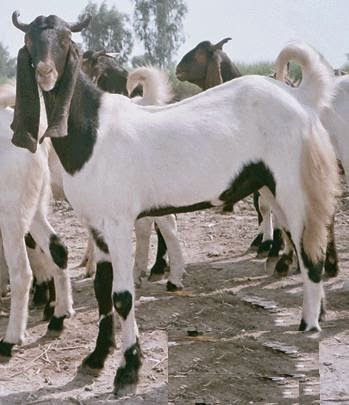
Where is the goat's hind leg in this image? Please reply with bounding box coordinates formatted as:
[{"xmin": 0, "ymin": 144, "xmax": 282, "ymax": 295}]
[
  {"xmin": 0, "ymin": 224, "xmax": 32, "ymax": 359},
  {"xmin": 324, "ymin": 217, "xmax": 339, "ymax": 278},
  {"xmin": 29, "ymin": 211, "xmax": 73, "ymax": 335}
]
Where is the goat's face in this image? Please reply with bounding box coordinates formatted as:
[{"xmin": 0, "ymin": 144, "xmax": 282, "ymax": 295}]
[
  {"xmin": 12, "ymin": 12, "xmax": 90, "ymax": 92},
  {"xmin": 82, "ymin": 50, "xmax": 106, "ymax": 83},
  {"xmin": 176, "ymin": 41, "xmax": 211, "ymax": 84}
]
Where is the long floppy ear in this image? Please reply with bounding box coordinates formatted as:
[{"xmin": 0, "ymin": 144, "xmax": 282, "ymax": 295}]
[
  {"xmin": 11, "ymin": 46, "xmax": 40, "ymax": 153},
  {"xmin": 204, "ymin": 52, "xmax": 223, "ymax": 90},
  {"xmin": 41, "ymin": 41, "xmax": 81, "ymax": 141}
]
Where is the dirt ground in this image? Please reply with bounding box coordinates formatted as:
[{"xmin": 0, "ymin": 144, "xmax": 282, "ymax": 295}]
[{"xmin": 0, "ymin": 183, "xmax": 348, "ymax": 404}]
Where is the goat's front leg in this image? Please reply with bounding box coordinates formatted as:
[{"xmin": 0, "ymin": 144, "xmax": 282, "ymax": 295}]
[
  {"xmin": 0, "ymin": 226, "xmax": 32, "ymax": 359},
  {"xmin": 105, "ymin": 219, "xmax": 142, "ymax": 396},
  {"xmin": 81, "ymin": 244, "xmax": 115, "ymax": 373}
]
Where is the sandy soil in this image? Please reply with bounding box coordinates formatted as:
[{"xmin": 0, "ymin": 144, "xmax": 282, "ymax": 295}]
[{"xmin": 0, "ymin": 185, "xmax": 348, "ymax": 404}]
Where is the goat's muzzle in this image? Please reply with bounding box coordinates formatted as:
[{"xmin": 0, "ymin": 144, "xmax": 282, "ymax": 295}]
[{"xmin": 36, "ymin": 61, "xmax": 58, "ymax": 91}]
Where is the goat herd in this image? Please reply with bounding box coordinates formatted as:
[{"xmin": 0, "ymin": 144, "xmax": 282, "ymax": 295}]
[{"xmin": 0, "ymin": 10, "xmax": 348, "ymax": 401}]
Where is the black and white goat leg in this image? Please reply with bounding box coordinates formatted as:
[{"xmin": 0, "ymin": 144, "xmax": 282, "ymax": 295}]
[
  {"xmin": 148, "ymin": 224, "xmax": 169, "ymax": 281},
  {"xmin": 256, "ymin": 195, "xmax": 274, "ymax": 257},
  {"xmin": 104, "ymin": 219, "xmax": 142, "ymax": 396},
  {"xmin": 260, "ymin": 188, "xmax": 324, "ymax": 331},
  {"xmin": 29, "ymin": 209, "xmax": 73, "ymax": 335},
  {"xmin": 82, "ymin": 242, "xmax": 115, "ymax": 373},
  {"xmin": 155, "ymin": 215, "xmax": 185, "ymax": 291},
  {"xmin": 247, "ymin": 192, "xmax": 264, "ymax": 252}
]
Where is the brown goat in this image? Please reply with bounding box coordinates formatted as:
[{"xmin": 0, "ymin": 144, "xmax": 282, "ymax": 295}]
[{"xmin": 176, "ymin": 38, "xmax": 241, "ymax": 90}]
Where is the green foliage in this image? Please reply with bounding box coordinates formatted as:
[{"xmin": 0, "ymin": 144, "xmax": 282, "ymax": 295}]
[
  {"xmin": 167, "ymin": 70, "xmax": 200, "ymax": 100},
  {"xmin": 132, "ymin": 0, "xmax": 187, "ymax": 68},
  {"xmin": 0, "ymin": 42, "xmax": 16, "ymax": 79},
  {"xmin": 78, "ymin": 1, "xmax": 133, "ymax": 64},
  {"xmin": 236, "ymin": 61, "xmax": 274, "ymax": 76}
]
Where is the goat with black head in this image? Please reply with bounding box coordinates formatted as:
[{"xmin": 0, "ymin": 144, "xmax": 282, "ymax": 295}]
[
  {"xmin": 176, "ymin": 38, "xmax": 241, "ymax": 90},
  {"xmin": 12, "ymin": 10, "xmax": 340, "ymax": 397}
]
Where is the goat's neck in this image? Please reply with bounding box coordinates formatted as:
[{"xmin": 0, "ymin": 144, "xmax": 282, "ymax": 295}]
[{"xmin": 46, "ymin": 73, "xmax": 102, "ymax": 176}]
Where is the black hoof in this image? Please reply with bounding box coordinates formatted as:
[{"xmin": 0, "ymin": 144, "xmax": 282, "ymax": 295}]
[
  {"xmin": 299, "ymin": 318, "xmax": 307, "ymax": 331},
  {"xmin": 166, "ymin": 281, "xmax": 180, "ymax": 292},
  {"xmin": 81, "ymin": 351, "xmax": 105, "ymax": 375},
  {"xmin": 114, "ymin": 341, "xmax": 142, "ymax": 396},
  {"xmin": 0, "ymin": 339, "xmax": 14, "ymax": 360},
  {"xmin": 47, "ymin": 315, "xmax": 66, "ymax": 335}
]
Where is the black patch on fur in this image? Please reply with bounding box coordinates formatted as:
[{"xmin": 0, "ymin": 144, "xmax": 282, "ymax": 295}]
[
  {"xmin": 48, "ymin": 315, "xmax": 66, "ymax": 331},
  {"xmin": 299, "ymin": 318, "xmax": 307, "ymax": 332},
  {"xmin": 253, "ymin": 191, "xmax": 263, "ymax": 225},
  {"xmin": 149, "ymin": 226, "xmax": 168, "ymax": 277},
  {"xmin": 90, "ymin": 228, "xmax": 109, "ymax": 254},
  {"xmin": 43, "ymin": 279, "xmax": 56, "ymax": 321},
  {"xmin": 50, "ymin": 75, "xmax": 102, "ymax": 175},
  {"xmin": 138, "ymin": 201, "xmax": 214, "ymax": 219},
  {"xmin": 250, "ymin": 233, "xmax": 263, "ymax": 248},
  {"xmin": 167, "ymin": 281, "xmax": 180, "ymax": 291},
  {"xmin": 25, "ymin": 233, "xmax": 36, "ymax": 249},
  {"xmin": 113, "ymin": 291, "xmax": 132, "ymax": 320},
  {"xmin": 32, "ymin": 280, "xmax": 50, "ymax": 307},
  {"xmin": 219, "ymin": 161, "xmax": 276, "ymax": 212},
  {"xmin": 49, "ymin": 234, "xmax": 68, "ymax": 269},
  {"xmin": 301, "ymin": 244, "xmax": 323, "ymax": 283},
  {"xmin": 83, "ymin": 261, "xmax": 115, "ymax": 370},
  {"xmin": 114, "ymin": 339, "xmax": 142, "ymax": 395},
  {"xmin": 274, "ymin": 251, "xmax": 293, "ymax": 277},
  {"xmin": 0, "ymin": 340, "xmax": 14, "ymax": 358},
  {"xmin": 324, "ymin": 242, "xmax": 339, "ymax": 278},
  {"xmin": 268, "ymin": 229, "xmax": 284, "ymax": 258},
  {"xmin": 257, "ymin": 240, "xmax": 273, "ymax": 255}
]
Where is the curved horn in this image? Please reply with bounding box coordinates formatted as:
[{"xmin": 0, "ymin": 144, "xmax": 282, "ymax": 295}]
[
  {"xmin": 212, "ymin": 37, "xmax": 232, "ymax": 51},
  {"xmin": 12, "ymin": 11, "xmax": 30, "ymax": 33},
  {"xmin": 66, "ymin": 14, "xmax": 91, "ymax": 32}
]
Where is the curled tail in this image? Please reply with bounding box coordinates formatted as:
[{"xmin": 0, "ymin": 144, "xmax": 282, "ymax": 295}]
[
  {"xmin": 301, "ymin": 123, "xmax": 340, "ymax": 263},
  {"xmin": 127, "ymin": 66, "xmax": 174, "ymax": 106},
  {"xmin": 275, "ymin": 41, "xmax": 334, "ymax": 111}
]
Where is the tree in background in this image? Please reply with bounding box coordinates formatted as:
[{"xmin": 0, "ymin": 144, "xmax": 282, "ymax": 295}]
[
  {"xmin": 0, "ymin": 42, "xmax": 16, "ymax": 79},
  {"xmin": 78, "ymin": 1, "xmax": 133, "ymax": 64},
  {"xmin": 132, "ymin": 0, "xmax": 187, "ymax": 68}
]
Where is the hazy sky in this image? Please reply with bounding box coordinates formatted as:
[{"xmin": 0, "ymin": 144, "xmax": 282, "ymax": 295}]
[{"xmin": 1, "ymin": 0, "xmax": 348, "ymax": 68}]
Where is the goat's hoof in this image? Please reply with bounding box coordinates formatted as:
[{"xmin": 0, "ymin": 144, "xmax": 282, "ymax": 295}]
[
  {"xmin": 166, "ymin": 280, "xmax": 183, "ymax": 291},
  {"xmin": 298, "ymin": 318, "xmax": 321, "ymax": 332},
  {"xmin": 114, "ymin": 340, "xmax": 142, "ymax": 397},
  {"xmin": 47, "ymin": 315, "xmax": 66, "ymax": 336},
  {"xmin": 166, "ymin": 281, "xmax": 183, "ymax": 291},
  {"xmin": 0, "ymin": 340, "xmax": 14, "ymax": 360},
  {"xmin": 80, "ymin": 352, "xmax": 105, "ymax": 376}
]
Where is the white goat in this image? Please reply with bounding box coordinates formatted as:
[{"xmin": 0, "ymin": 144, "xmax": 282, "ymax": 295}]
[
  {"xmin": 0, "ymin": 106, "xmax": 74, "ymax": 358},
  {"xmin": 11, "ymin": 12, "xmax": 339, "ymax": 394}
]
